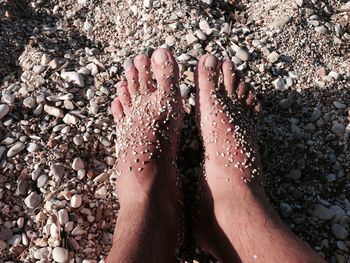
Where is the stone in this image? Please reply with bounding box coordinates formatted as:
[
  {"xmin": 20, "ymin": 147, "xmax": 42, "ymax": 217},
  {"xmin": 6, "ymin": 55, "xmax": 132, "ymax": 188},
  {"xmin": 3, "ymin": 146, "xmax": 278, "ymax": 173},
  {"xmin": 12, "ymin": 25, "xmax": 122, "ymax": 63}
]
[
  {"xmin": 7, "ymin": 142, "xmax": 25, "ymax": 158},
  {"xmin": 332, "ymin": 123, "xmax": 345, "ymax": 136},
  {"xmin": 63, "ymin": 114, "xmax": 79, "ymax": 125},
  {"xmin": 143, "ymin": 0, "xmax": 152, "ymax": 9},
  {"xmin": 177, "ymin": 54, "xmax": 190, "ymax": 62},
  {"xmin": 24, "ymin": 192, "xmax": 42, "ymax": 209},
  {"xmin": 50, "ymin": 164, "xmax": 65, "ymax": 177},
  {"xmin": 201, "ymin": 0, "xmax": 213, "ymax": 5},
  {"xmin": 326, "ymin": 173, "xmax": 336, "ymax": 182},
  {"xmin": 41, "ymin": 54, "xmax": 51, "ymax": 65},
  {"xmin": 328, "ymin": 71, "xmax": 340, "ymax": 80},
  {"xmin": 0, "ymin": 228, "xmax": 12, "ymax": 240},
  {"xmin": 58, "ymin": 209, "xmax": 69, "ymax": 225},
  {"xmin": 165, "ymin": 36, "xmax": 176, "ymax": 46},
  {"xmin": 273, "ymin": 78, "xmax": 285, "ymax": 90},
  {"xmin": 94, "ymin": 185, "xmax": 107, "ymax": 199},
  {"xmin": 2, "ymin": 93, "xmax": 15, "ymax": 104},
  {"xmin": 23, "ymin": 97, "xmax": 35, "ymax": 108},
  {"xmin": 44, "ymin": 105, "xmax": 64, "ymax": 118},
  {"xmin": 27, "ymin": 142, "xmax": 39, "ymax": 153},
  {"xmin": 267, "ymin": 51, "xmax": 280, "ymax": 63},
  {"xmin": 0, "ymin": 104, "xmax": 10, "ymax": 120},
  {"xmin": 71, "ymin": 194, "xmax": 82, "ymax": 208},
  {"xmin": 329, "ymin": 205, "xmax": 346, "ymax": 222},
  {"xmin": 49, "ymin": 59, "xmax": 60, "ymax": 69},
  {"xmin": 33, "ymin": 65, "xmax": 46, "ymax": 74},
  {"xmin": 196, "ymin": 30, "xmax": 207, "ymax": 41},
  {"xmin": 310, "ymin": 108, "xmax": 322, "ymax": 122},
  {"xmin": 315, "ymin": 26, "xmax": 327, "ymax": 34},
  {"xmin": 235, "ymin": 48, "xmax": 249, "ymax": 62},
  {"xmin": 199, "ymin": 20, "xmax": 211, "ymax": 33},
  {"xmin": 333, "ymin": 101, "xmax": 346, "ymax": 109},
  {"xmin": 186, "ymin": 33, "xmax": 198, "ymax": 45},
  {"xmin": 52, "ymin": 247, "xmax": 69, "ymax": 263},
  {"xmin": 331, "ymin": 224, "xmax": 349, "ymax": 240},
  {"xmin": 61, "ymin": 71, "xmax": 84, "ymax": 87},
  {"xmin": 269, "ymin": 16, "xmax": 291, "ymax": 29},
  {"xmin": 83, "ymin": 20, "xmax": 93, "ymax": 32},
  {"xmin": 280, "ymin": 202, "xmax": 293, "ymax": 218},
  {"xmin": 34, "ymin": 247, "xmax": 50, "ymax": 259},
  {"xmin": 37, "ymin": 174, "xmax": 48, "ymax": 188},
  {"xmin": 72, "ymin": 157, "xmax": 85, "ymax": 171},
  {"xmin": 180, "ymin": 84, "xmax": 190, "ymax": 98},
  {"xmin": 279, "ymin": 98, "xmax": 292, "ymax": 109},
  {"xmin": 313, "ymin": 204, "xmax": 335, "ymax": 220},
  {"xmin": 288, "ymin": 169, "xmax": 301, "ymax": 180}
]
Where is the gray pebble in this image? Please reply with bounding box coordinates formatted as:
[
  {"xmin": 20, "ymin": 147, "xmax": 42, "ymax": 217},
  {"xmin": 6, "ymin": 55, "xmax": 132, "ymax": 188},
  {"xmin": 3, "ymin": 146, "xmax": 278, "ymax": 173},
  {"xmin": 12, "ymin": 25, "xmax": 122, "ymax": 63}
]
[
  {"xmin": 37, "ymin": 174, "xmax": 48, "ymax": 188},
  {"xmin": 61, "ymin": 71, "xmax": 84, "ymax": 87},
  {"xmin": 313, "ymin": 204, "xmax": 335, "ymax": 220},
  {"xmin": 0, "ymin": 104, "xmax": 10, "ymax": 120},
  {"xmin": 7, "ymin": 142, "xmax": 25, "ymax": 158},
  {"xmin": 331, "ymin": 224, "xmax": 349, "ymax": 240},
  {"xmin": 315, "ymin": 26, "xmax": 327, "ymax": 34},
  {"xmin": 24, "ymin": 192, "xmax": 42, "ymax": 209},
  {"xmin": 72, "ymin": 157, "xmax": 85, "ymax": 171}
]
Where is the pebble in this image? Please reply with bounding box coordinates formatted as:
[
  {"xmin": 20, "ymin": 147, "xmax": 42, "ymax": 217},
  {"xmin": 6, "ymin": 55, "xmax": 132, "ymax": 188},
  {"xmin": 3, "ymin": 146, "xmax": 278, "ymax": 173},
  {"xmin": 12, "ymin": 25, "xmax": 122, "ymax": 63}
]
[
  {"xmin": 0, "ymin": 104, "xmax": 10, "ymax": 120},
  {"xmin": 27, "ymin": 142, "xmax": 39, "ymax": 153},
  {"xmin": 310, "ymin": 108, "xmax": 322, "ymax": 122},
  {"xmin": 315, "ymin": 26, "xmax": 327, "ymax": 34},
  {"xmin": 288, "ymin": 169, "xmax": 301, "ymax": 181},
  {"xmin": 34, "ymin": 247, "xmax": 50, "ymax": 259},
  {"xmin": 24, "ymin": 192, "xmax": 42, "ymax": 209},
  {"xmin": 50, "ymin": 164, "xmax": 65, "ymax": 177},
  {"xmin": 41, "ymin": 54, "xmax": 51, "ymax": 65},
  {"xmin": 52, "ymin": 247, "xmax": 69, "ymax": 263},
  {"xmin": 180, "ymin": 84, "xmax": 190, "ymax": 98},
  {"xmin": 267, "ymin": 51, "xmax": 280, "ymax": 63},
  {"xmin": 328, "ymin": 71, "xmax": 340, "ymax": 80},
  {"xmin": 235, "ymin": 48, "xmax": 249, "ymax": 62},
  {"xmin": 332, "ymin": 123, "xmax": 345, "ymax": 136},
  {"xmin": 313, "ymin": 204, "xmax": 335, "ymax": 220},
  {"xmin": 201, "ymin": 0, "xmax": 213, "ymax": 4},
  {"xmin": 58, "ymin": 209, "xmax": 69, "ymax": 225},
  {"xmin": 330, "ymin": 205, "xmax": 346, "ymax": 222},
  {"xmin": 333, "ymin": 101, "xmax": 346, "ymax": 109},
  {"xmin": 186, "ymin": 33, "xmax": 198, "ymax": 45},
  {"xmin": 331, "ymin": 224, "xmax": 349, "ymax": 240},
  {"xmin": 273, "ymin": 78, "xmax": 285, "ymax": 90},
  {"xmin": 63, "ymin": 113, "xmax": 79, "ymax": 125},
  {"xmin": 195, "ymin": 30, "xmax": 207, "ymax": 41},
  {"xmin": 33, "ymin": 65, "xmax": 45, "ymax": 74},
  {"xmin": 83, "ymin": 20, "xmax": 93, "ymax": 31},
  {"xmin": 70, "ymin": 194, "xmax": 82, "ymax": 208},
  {"xmin": 94, "ymin": 185, "xmax": 107, "ymax": 199},
  {"xmin": 37, "ymin": 174, "xmax": 48, "ymax": 188},
  {"xmin": 7, "ymin": 142, "xmax": 25, "ymax": 158},
  {"xmin": 61, "ymin": 71, "xmax": 84, "ymax": 87},
  {"xmin": 72, "ymin": 157, "xmax": 85, "ymax": 171},
  {"xmin": 2, "ymin": 93, "xmax": 15, "ymax": 104},
  {"xmin": 44, "ymin": 105, "xmax": 64, "ymax": 118}
]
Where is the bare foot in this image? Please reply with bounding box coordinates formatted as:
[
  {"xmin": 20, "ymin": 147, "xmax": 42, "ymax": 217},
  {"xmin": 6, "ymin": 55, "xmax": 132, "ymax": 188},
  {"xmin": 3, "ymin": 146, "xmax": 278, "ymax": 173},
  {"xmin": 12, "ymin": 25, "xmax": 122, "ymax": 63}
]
[
  {"xmin": 107, "ymin": 48, "xmax": 183, "ymax": 263},
  {"xmin": 193, "ymin": 54, "xmax": 325, "ymax": 263}
]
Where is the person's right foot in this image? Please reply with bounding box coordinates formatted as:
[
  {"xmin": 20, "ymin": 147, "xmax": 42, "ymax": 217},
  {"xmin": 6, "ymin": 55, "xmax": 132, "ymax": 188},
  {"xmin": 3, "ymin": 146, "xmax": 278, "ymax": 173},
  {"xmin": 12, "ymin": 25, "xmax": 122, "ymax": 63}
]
[{"xmin": 193, "ymin": 54, "xmax": 325, "ymax": 263}]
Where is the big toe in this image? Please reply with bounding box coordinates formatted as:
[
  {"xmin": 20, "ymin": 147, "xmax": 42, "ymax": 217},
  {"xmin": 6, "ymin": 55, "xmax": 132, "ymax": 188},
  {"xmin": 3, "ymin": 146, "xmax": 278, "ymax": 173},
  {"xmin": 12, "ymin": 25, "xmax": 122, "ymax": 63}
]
[
  {"xmin": 195, "ymin": 54, "xmax": 221, "ymax": 94},
  {"xmin": 151, "ymin": 48, "xmax": 180, "ymax": 96}
]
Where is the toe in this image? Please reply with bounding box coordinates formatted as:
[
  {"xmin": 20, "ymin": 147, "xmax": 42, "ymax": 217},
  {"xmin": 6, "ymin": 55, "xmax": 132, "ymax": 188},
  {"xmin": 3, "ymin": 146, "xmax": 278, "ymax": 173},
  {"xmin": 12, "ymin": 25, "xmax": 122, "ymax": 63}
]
[
  {"xmin": 253, "ymin": 101, "xmax": 262, "ymax": 118},
  {"xmin": 117, "ymin": 81, "xmax": 131, "ymax": 111},
  {"xmin": 124, "ymin": 59, "xmax": 139, "ymax": 97},
  {"xmin": 151, "ymin": 48, "xmax": 180, "ymax": 95},
  {"xmin": 111, "ymin": 97, "xmax": 124, "ymax": 121},
  {"xmin": 134, "ymin": 54, "xmax": 155, "ymax": 94},
  {"xmin": 195, "ymin": 54, "xmax": 221, "ymax": 94},
  {"xmin": 236, "ymin": 77, "xmax": 247, "ymax": 99},
  {"xmin": 245, "ymin": 88, "xmax": 256, "ymax": 108},
  {"xmin": 221, "ymin": 59, "xmax": 236, "ymax": 97}
]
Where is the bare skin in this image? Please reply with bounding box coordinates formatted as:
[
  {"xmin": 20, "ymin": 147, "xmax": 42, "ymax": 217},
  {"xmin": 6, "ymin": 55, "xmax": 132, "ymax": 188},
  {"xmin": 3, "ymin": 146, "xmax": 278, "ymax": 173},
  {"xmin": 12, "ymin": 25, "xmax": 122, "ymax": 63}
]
[
  {"xmin": 107, "ymin": 49, "xmax": 326, "ymax": 263},
  {"xmin": 106, "ymin": 48, "xmax": 183, "ymax": 263},
  {"xmin": 193, "ymin": 54, "xmax": 326, "ymax": 263}
]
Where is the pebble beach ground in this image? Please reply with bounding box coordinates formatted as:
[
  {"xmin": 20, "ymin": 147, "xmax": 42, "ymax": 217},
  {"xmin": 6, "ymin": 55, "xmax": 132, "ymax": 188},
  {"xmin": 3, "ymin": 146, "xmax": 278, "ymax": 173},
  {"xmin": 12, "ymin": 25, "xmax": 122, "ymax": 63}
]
[{"xmin": 0, "ymin": 0, "xmax": 349, "ymax": 262}]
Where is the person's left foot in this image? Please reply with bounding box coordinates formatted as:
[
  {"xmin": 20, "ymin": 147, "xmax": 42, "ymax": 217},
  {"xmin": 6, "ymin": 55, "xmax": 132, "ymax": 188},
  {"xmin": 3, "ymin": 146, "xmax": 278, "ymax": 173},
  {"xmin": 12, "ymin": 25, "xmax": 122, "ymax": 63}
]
[{"xmin": 107, "ymin": 48, "xmax": 183, "ymax": 262}]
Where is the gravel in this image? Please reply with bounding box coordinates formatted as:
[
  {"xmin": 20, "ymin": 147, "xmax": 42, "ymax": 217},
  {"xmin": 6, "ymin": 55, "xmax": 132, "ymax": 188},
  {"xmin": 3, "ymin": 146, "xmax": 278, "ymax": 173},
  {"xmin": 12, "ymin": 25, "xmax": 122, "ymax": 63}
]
[{"xmin": 0, "ymin": 0, "xmax": 349, "ymax": 262}]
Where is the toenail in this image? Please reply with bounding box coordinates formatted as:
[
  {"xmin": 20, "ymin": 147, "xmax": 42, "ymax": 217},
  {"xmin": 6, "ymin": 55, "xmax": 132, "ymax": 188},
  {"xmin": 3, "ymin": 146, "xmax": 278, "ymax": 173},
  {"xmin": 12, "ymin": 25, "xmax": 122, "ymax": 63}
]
[
  {"xmin": 153, "ymin": 49, "xmax": 169, "ymax": 64},
  {"xmin": 204, "ymin": 55, "xmax": 218, "ymax": 68},
  {"xmin": 123, "ymin": 58, "xmax": 133, "ymax": 69}
]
